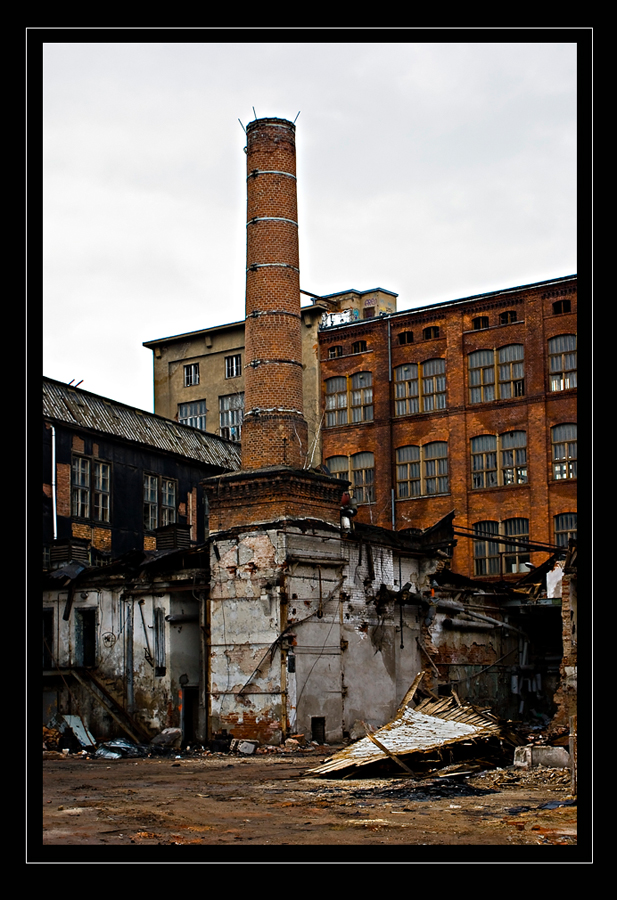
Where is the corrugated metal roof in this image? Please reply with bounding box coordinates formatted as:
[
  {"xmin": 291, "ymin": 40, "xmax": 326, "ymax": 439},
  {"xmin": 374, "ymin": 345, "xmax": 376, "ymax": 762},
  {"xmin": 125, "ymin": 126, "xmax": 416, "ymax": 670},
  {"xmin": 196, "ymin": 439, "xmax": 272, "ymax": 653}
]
[
  {"xmin": 43, "ymin": 377, "xmax": 241, "ymax": 471},
  {"xmin": 308, "ymin": 694, "xmax": 503, "ymax": 776}
]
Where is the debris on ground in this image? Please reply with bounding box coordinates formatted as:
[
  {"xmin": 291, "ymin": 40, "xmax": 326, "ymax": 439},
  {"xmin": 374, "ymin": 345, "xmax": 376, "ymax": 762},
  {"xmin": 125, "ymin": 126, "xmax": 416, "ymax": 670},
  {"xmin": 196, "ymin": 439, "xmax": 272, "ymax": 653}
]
[{"xmin": 308, "ymin": 673, "xmax": 519, "ymax": 779}]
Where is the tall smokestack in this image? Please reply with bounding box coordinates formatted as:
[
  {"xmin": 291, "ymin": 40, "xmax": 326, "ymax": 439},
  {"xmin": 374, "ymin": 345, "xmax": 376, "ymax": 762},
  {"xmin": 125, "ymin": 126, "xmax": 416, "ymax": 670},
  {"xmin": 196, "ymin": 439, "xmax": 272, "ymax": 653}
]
[
  {"xmin": 242, "ymin": 117, "xmax": 308, "ymax": 470},
  {"xmin": 202, "ymin": 116, "xmax": 345, "ymax": 533}
]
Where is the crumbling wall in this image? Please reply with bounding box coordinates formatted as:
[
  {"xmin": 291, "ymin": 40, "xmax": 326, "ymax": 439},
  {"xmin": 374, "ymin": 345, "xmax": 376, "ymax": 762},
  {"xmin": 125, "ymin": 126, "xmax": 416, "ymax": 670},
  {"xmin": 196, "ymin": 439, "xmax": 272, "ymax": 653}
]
[{"xmin": 43, "ymin": 586, "xmax": 181, "ymax": 740}]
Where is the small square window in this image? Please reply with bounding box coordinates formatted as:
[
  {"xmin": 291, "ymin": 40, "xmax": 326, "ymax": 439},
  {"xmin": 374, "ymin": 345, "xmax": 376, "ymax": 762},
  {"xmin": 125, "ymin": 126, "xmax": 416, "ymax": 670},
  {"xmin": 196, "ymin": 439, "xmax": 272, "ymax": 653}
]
[{"xmin": 225, "ymin": 354, "xmax": 242, "ymax": 379}]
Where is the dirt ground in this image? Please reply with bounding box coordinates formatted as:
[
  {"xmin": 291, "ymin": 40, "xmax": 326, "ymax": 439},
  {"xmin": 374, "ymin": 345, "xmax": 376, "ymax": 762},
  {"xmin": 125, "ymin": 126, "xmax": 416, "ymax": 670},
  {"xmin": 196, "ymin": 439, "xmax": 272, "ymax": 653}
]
[{"xmin": 35, "ymin": 745, "xmax": 587, "ymax": 863}]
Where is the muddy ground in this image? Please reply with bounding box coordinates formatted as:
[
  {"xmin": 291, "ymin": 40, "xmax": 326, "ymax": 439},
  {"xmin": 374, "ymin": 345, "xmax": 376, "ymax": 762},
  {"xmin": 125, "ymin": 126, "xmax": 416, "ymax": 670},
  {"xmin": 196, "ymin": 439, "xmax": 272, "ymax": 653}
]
[{"xmin": 35, "ymin": 745, "xmax": 588, "ymax": 863}]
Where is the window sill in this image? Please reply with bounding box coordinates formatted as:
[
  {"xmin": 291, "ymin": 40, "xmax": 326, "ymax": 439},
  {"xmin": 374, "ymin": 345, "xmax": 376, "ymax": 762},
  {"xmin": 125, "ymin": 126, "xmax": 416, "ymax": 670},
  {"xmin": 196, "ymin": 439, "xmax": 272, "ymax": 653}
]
[
  {"xmin": 470, "ymin": 483, "xmax": 530, "ymax": 494},
  {"xmin": 395, "ymin": 492, "xmax": 451, "ymax": 501}
]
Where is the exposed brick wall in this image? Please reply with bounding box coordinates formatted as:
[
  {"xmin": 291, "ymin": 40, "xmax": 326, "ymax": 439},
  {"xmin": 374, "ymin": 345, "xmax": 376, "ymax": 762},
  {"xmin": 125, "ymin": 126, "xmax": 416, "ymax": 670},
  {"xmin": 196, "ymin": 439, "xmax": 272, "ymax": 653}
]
[
  {"xmin": 242, "ymin": 118, "xmax": 307, "ymax": 470},
  {"xmin": 319, "ymin": 279, "xmax": 577, "ymax": 579},
  {"xmin": 56, "ymin": 463, "xmax": 71, "ymax": 517}
]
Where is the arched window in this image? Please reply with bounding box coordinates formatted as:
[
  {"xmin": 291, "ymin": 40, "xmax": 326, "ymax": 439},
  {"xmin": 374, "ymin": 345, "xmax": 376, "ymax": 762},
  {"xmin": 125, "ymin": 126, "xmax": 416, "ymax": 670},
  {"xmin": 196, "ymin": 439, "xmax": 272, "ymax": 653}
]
[
  {"xmin": 398, "ymin": 331, "xmax": 413, "ymax": 345},
  {"xmin": 471, "ymin": 432, "xmax": 527, "ymax": 488},
  {"xmin": 500, "ymin": 310, "xmax": 518, "ymax": 325},
  {"xmin": 394, "ymin": 360, "xmax": 446, "ymax": 416},
  {"xmin": 503, "ymin": 518, "xmax": 530, "ymax": 573},
  {"xmin": 396, "ymin": 446, "xmax": 420, "ymax": 498},
  {"xmin": 396, "ymin": 443, "xmax": 448, "ymax": 497},
  {"xmin": 422, "ymin": 359, "xmax": 446, "ymax": 411},
  {"xmin": 325, "ymin": 373, "xmax": 373, "ymax": 427},
  {"xmin": 325, "ymin": 456, "xmax": 349, "ymax": 482},
  {"xmin": 469, "ymin": 345, "xmax": 524, "ymax": 402},
  {"xmin": 469, "ymin": 349, "xmax": 495, "ymax": 403},
  {"xmin": 548, "ymin": 335, "xmax": 577, "ymax": 391},
  {"xmin": 552, "ymin": 424, "xmax": 577, "ymax": 480},
  {"xmin": 473, "ymin": 521, "xmax": 500, "ymax": 575},
  {"xmin": 472, "ymin": 316, "xmax": 489, "ymax": 330},
  {"xmin": 423, "ymin": 326, "xmax": 440, "ymax": 340},
  {"xmin": 554, "ymin": 513, "xmax": 577, "ymax": 547},
  {"xmin": 424, "ymin": 442, "xmax": 449, "ymax": 494},
  {"xmin": 325, "ymin": 377, "xmax": 348, "ymax": 427},
  {"xmin": 352, "ymin": 340, "xmax": 368, "ymax": 354},
  {"xmin": 351, "ymin": 452, "xmax": 375, "ymax": 504},
  {"xmin": 497, "ymin": 345, "xmax": 525, "ymax": 398},
  {"xmin": 350, "ymin": 372, "xmax": 373, "ymax": 423}
]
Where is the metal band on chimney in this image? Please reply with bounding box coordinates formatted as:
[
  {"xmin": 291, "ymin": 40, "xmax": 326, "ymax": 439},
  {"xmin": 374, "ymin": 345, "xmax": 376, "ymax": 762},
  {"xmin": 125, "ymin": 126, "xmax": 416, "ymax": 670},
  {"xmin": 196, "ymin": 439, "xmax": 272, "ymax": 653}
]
[
  {"xmin": 247, "ymin": 170, "xmax": 297, "ymax": 180},
  {"xmin": 249, "ymin": 309, "xmax": 301, "ymax": 319},
  {"xmin": 247, "ymin": 263, "xmax": 300, "ymax": 273},
  {"xmin": 247, "ymin": 217, "xmax": 298, "ymax": 227},
  {"xmin": 246, "ymin": 358, "xmax": 303, "ymax": 368}
]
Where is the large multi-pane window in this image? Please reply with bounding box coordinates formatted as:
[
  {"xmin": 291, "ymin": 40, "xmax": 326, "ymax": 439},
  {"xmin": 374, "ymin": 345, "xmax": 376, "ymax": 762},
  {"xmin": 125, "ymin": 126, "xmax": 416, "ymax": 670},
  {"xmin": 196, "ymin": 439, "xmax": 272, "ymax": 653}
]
[
  {"xmin": 326, "ymin": 453, "xmax": 374, "ymax": 503},
  {"xmin": 219, "ymin": 393, "xmax": 244, "ymax": 441},
  {"xmin": 396, "ymin": 442, "xmax": 449, "ymax": 497},
  {"xmin": 498, "ymin": 345, "xmax": 525, "ymax": 399},
  {"xmin": 503, "ymin": 518, "xmax": 530, "ymax": 573},
  {"xmin": 548, "ymin": 335, "xmax": 577, "ymax": 391},
  {"xmin": 469, "ymin": 345, "xmax": 524, "ymax": 403},
  {"xmin": 473, "ymin": 519, "xmax": 530, "ymax": 576},
  {"xmin": 93, "ymin": 462, "xmax": 110, "ymax": 522},
  {"xmin": 144, "ymin": 475, "xmax": 177, "ymax": 531},
  {"xmin": 471, "ymin": 431, "xmax": 527, "ymax": 488},
  {"xmin": 350, "ymin": 372, "xmax": 373, "ymax": 423},
  {"xmin": 394, "ymin": 359, "xmax": 446, "ymax": 416},
  {"xmin": 72, "ymin": 457, "xmax": 110, "ymax": 522},
  {"xmin": 143, "ymin": 474, "xmax": 159, "ymax": 532},
  {"xmin": 325, "ymin": 373, "xmax": 373, "ymax": 426},
  {"xmin": 554, "ymin": 513, "xmax": 577, "ymax": 547},
  {"xmin": 501, "ymin": 431, "xmax": 528, "ymax": 484},
  {"xmin": 471, "ymin": 436, "xmax": 497, "ymax": 489},
  {"xmin": 179, "ymin": 400, "xmax": 207, "ymax": 431},
  {"xmin": 351, "ymin": 452, "xmax": 375, "ymax": 504},
  {"xmin": 552, "ymin": 424, "xmax": 577, "ymax": 480},
  {"xmin": 325, "ymin": 455, "xmax": 349, "ymax": 482},
  {"xmin": 71, "ymin": 457, "xmax": 90, "ymax": 518},
  {"xmin": 473, "ymin": 521, "xmax": 500, "ymax": 575}
]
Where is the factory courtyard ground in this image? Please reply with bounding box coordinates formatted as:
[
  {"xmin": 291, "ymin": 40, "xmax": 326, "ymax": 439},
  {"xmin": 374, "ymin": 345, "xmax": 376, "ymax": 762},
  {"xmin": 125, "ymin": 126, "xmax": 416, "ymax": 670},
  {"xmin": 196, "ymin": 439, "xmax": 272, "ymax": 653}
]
[{"xmin": 35, "ymin": 747, "xmax": 586, "ymax": 863}]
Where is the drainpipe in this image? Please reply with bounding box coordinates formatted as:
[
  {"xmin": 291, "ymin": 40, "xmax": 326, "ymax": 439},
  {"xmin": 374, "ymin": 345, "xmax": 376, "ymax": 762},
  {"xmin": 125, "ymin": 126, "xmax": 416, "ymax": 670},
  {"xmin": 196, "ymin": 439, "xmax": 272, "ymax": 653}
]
[
  {"xmin": 51, "ymin": 424, "xmax": 57, "ymax": 540},
  {"xmin": 387, "ymin": 317, "xmax": 396, "ymax": 531}
]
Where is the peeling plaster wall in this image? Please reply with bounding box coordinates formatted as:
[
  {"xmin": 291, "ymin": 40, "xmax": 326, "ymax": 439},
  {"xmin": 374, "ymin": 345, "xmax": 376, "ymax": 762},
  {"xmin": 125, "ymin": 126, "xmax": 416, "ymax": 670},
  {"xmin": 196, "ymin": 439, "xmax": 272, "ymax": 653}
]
[
  {"xmin": 43, "ymin": 586, "xmax": 187, "ymax": 740},
  {"xmin": 208, "ymin": 525, "xmax": 438, "ymax": 744}
]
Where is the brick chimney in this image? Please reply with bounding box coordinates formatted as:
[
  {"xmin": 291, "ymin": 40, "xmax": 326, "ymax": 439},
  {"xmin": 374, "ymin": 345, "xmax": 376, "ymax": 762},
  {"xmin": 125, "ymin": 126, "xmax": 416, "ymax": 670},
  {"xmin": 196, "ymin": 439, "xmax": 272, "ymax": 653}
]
[
  {"xmin": 202, "ymin": 116, "xmax": 346, "ymax": 532},
  {"xmin": 242, "ymin": 117, "xmax": 308, "ymax": 470}
]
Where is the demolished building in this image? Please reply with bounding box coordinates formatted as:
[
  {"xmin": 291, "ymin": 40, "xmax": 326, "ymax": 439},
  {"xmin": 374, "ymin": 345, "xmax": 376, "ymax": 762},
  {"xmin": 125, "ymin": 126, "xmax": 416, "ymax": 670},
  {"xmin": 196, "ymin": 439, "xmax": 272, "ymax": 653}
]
[{"xmin": 42, "ymin": 116, "xmax": 575, "ymax": 752}]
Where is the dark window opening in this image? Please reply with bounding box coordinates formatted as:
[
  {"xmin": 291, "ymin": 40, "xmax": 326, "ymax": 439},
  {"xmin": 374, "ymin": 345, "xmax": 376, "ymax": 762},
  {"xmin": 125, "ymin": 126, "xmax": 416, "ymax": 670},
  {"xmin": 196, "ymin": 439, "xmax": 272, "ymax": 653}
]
[
  {"xmin": 311, "ymin": 716, "xmax": 326, "ymax": 743},
  {"xmin": 328, "ymin": 345, "xmax": 343, "ymax": 359},
  {"xmin": 352, "ymin": 340, "xmax": 367, "ymax": 354},
  {"xmin": 75, "ymin": 609, "xmax": 96, "ymax": 668},
  {"xmin": 500, "ymin": 310, "xmax": 518, "ymax": 325},
  {"xmin": 398, "ymin": 331, "xmax": 413, "ymax": 345},
  {"xmin": 43, "ymin": 609, "xmax": 54, "ymax": 669},
  {"xmin": 362, "ymin": 307, "xmax": 375, "ymax": 319},
  {"xmin": 472, "ymin": 316, "xmax": 489, "ymax": 330},
  {"xmin": 423, "ymin": 326, "xmax": 440, "ymax": 340},
  {"xmin": 553, "ymin": 299, "xmax": 571, "ymax": 315}
]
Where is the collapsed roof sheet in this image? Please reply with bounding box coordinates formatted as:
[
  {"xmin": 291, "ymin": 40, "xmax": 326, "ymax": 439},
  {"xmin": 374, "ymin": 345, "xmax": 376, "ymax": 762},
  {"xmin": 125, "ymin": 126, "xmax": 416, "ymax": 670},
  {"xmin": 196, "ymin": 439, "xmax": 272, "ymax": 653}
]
[{"xmin": 308, "ymin": 694, "xmax": 503, "ymax": 777}]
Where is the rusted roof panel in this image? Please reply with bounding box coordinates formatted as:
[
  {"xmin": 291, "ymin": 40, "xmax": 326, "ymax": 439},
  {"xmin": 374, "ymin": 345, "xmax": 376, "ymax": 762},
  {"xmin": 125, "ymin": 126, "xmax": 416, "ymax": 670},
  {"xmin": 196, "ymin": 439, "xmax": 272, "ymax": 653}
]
[
  {"xmin": 43, "ymin": 378, "xmax": 241, "ymax": 471},
  {"xmin": 309, "ymin": 694, "xmax": 503, "ymax": 777}
]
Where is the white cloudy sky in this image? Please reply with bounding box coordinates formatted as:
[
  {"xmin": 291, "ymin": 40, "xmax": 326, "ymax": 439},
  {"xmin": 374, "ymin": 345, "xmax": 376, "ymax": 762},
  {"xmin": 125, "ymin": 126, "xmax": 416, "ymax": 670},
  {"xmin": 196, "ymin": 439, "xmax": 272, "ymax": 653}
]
[{"xmin": 42, "ymin": 38, "xmax": 577, "ymax": 413}]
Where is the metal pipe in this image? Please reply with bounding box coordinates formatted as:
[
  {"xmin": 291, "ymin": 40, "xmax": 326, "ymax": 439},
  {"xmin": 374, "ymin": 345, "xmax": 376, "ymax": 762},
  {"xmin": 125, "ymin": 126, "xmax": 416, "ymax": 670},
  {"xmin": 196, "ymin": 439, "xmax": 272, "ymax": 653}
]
[{"xmin": 51, "ymin": 424, "xmax": 57, "ymax": 540}]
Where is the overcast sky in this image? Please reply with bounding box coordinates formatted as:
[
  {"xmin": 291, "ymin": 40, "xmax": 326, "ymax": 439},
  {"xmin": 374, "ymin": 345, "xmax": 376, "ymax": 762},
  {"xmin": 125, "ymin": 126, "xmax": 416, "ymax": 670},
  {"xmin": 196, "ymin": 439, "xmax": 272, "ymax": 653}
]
[{"xmin": 42, "ymin": 39, "xmax": 577, "ymax": 413}]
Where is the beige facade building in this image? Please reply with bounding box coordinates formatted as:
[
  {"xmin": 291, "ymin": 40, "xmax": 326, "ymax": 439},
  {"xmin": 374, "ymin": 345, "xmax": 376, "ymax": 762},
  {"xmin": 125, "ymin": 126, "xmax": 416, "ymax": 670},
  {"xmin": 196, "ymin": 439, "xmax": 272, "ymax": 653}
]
[{"xmin": 142, "ymin": 288, "xmax": 397, "ymax": 469}]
